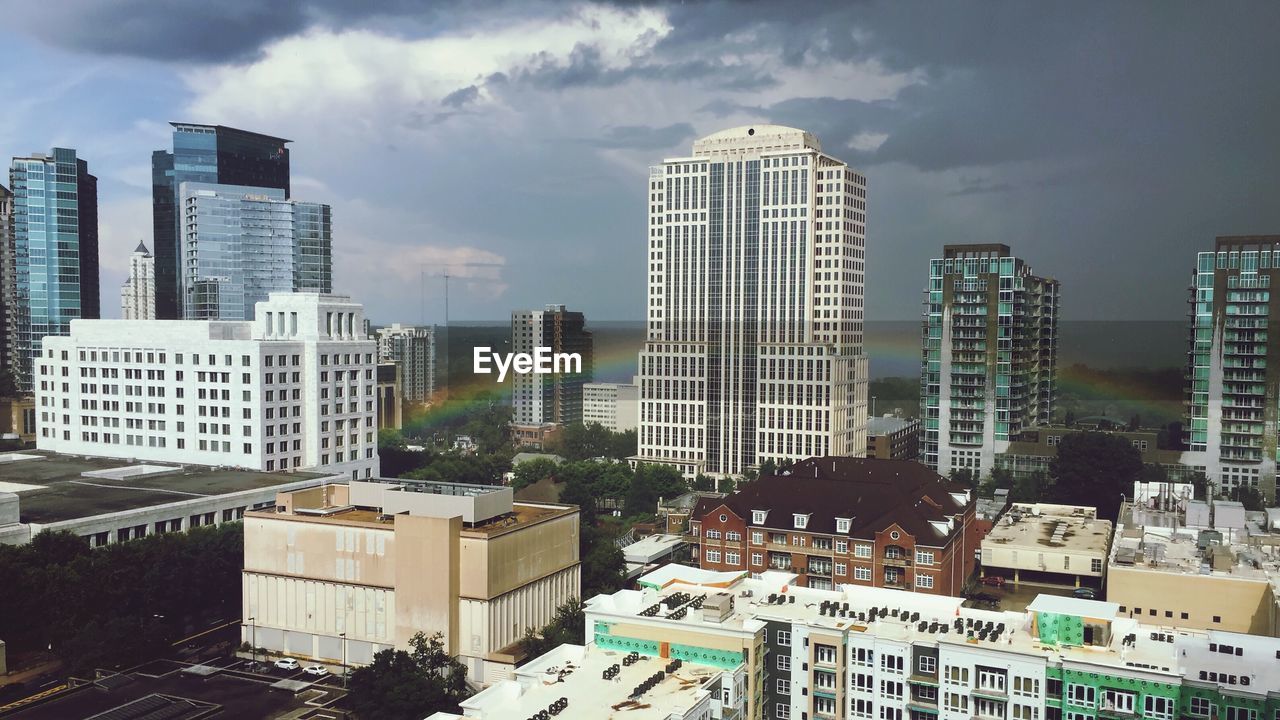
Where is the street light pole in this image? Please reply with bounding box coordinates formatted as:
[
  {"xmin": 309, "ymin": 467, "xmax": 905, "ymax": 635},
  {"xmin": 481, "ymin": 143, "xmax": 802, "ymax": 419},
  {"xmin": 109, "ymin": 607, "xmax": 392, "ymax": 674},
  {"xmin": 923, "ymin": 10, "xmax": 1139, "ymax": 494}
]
[{"xmin": 339, "ymin": 632, "xmax": 347, "ymax": 689}]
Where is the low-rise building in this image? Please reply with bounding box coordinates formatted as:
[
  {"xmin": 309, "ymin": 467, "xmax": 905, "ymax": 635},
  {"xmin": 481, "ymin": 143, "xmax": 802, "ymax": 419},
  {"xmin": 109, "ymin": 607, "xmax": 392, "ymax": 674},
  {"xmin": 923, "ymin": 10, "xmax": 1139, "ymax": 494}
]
[
  {"xmin": 975, "ymin": 488, "xmax": 1011, "ymax": 537},
  {"xmin": 980, "ymin": 502, "xmax": 1114, "ymax": 588},
  {"xmin": 690, "ymin": 457, "xmax": 980, "ymax": 595},
  {"xmin": 866, "ymin": 415, "xmax": 920, "ymax": 460},
  {"xmin": 582, "ymin": 381, "xmax": 639, "ymax": 433},
  {"xmin": 511, "ymin": 422, "xmax": 561, "ymax": 450},
  {"xmin": 1108, "ymin": 500, "xmax": 1280, "ymax": 636},
  {"xmin": 0, "ymin": 449, "xmax": 338, "ymax": 546},
  {"xmin": 1, "ymin": 395, "xmax": 35, "ymax": 444},
  {"xmin": 241, "ymin": 478, "xmax": 580, "ymax": 683},
  {"xmin": 621, "ymin": 532, "xmax": 689, "ymax": 579},
  {"xmin": 995, "ymin": 425, "xmax": 1193, "ymax": 482},
  {"xmin": 550, "ymin": 563, "xmax": 1280, "ymax": 720}
]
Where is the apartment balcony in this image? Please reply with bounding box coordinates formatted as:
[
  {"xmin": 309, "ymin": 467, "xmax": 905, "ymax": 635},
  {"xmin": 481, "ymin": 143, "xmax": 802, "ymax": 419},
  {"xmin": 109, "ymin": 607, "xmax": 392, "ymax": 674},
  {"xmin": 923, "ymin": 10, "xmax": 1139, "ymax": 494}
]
[
  {"xmin": 971, "ymin": 687, "xmax": 1008, "ymax": 702},
  {"xmin": 1098, "ymin": 706, "xmax": 1140, "ymax": 720},
  {"xmin": 882, "ymin": 556, "xmax": 912, "ymax": 568}
]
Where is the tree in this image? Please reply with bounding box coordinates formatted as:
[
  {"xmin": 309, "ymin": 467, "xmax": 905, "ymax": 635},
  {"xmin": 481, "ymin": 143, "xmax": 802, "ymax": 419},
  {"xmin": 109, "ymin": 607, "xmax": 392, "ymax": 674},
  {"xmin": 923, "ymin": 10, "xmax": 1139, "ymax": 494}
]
[
  {"xmin": 378, "ymin": 428, "xmax": 407, "ymax": 450},
  {"xmin": 511, "ymin": 457, "xmax": 560, "ymax": 490},
  {"xmin": 949, "ymin": 468, "xmax": 975, "ymax": 490},
  {"xmin": 716, "ymin": 476, "xmax": 737, "ymax": 494},
  {"xmin": 580, "ymin": 531, "xmax": 626, "ymax": 598},
  {"xmin": 1128, "ymin": 414, "xmax": 1142, "ymax": 432},
  {"xmin": 519, "ymin": 598, "xmax": 585, "ymax": 660},
  {"xmin": 759, "ymin": 458, "xmax": 778, "ymax": 477},
  {"xmin": 691, "ymin": 474, "xmax": 715, "ymax": 492},
  {"xmin": 625, "ymin": 464, "xmax": 687, "ymax": 517},
  {"xmin": 1049, "ymin": 432, "xmax": 1143, "ymax": 520},
  {"xmin": 1232, "ymin": 486, "xmax": 1266, "ymax": 511},
  {"xmin": 1011, "ymin": 471, "xmax": 1051, "ymax": 503},
  {"xmin": 347, "ymin": 632, "xmax": 469, "ymax": 720}
]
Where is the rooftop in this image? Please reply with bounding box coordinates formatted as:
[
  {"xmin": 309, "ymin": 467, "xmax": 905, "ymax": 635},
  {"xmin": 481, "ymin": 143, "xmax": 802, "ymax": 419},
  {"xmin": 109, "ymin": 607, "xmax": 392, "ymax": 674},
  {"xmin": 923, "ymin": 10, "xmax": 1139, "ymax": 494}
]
[
  {"xmin": 866, "ymin": 416, "xmax": 919, "ymax": 436},
  {"xmin": 589, "ymin": 564, "xmax": 1280, "ymax": 694},
  {"xmin": 982, "ymin": 503, "xmax": 1113, "ymax": 554},
  {"xmin": 694, "ymin": 456, "xmax": 970, "ymax": 542},
  {"xmin": 0, "ymin": 451, "xmax": 327, "ymax": 524},
  {"xmin": 438, "ymin": 642, "xmax": 724, "ymax": 720},
  {"xmin": 1110, "ymin": 502, "xmax": 1280, "ymax": 582}
]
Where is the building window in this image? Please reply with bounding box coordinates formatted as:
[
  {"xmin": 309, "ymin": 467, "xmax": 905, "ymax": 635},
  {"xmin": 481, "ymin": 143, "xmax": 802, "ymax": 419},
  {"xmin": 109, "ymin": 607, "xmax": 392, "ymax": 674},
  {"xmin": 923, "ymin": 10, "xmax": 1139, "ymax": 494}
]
[
  {"xmin": 794, "ymin": 513, "xmax": 808, "ymax": 529},
  {"xmin": 915, "ymin": 550, "xmax": 934, "ymax": 565},
  {"xmin": 1189, "ymin": 698, "xmax": 1213, "ymax": 718},
  {"xmin": 918, "ymin": 656, "xmax": 936, "ymax": 674},
  {"xmin": 726, "ymin": 552, "xmax": 740, "ymax": 565},
  {"xmin": 776, "ymin": 704, "xmax": 790, "ymax": 719},
  {"xmin": 1066, "ymin": 684, "xmax": 1095, "ymax": 708},
  {"xmin": 855, "ymin": 544, "xmax": 872, "ymax": 558},
  {"xmin": 776, "ymin": 679, "xmax": 789, "ymax": 695},
  {"xmin": 777, "ymin": 654, "xmax": 791, "ymax": 671},
  {"xmin": 836, "ymin": 517, "xmax": 851, "ymax": 533},
  {"xmin": 835, "ymin": 540, "xmax": 848, "ymax": 553},
  {"xmin": 854, "ymin": 566, "xmax": 872, "ymax": 581},
  {"xmin": 751, "ymin": 552, "xmax": 763, "ymax": 566},
  {"xmin": 706, "ymin": 550, "xmax": 721, "ymax": 563},
  {"xmin": 1143, "ymin": 696, "xmax": 1174, "ymax": 720},
  {"xmin": 751, "ymin": 531, "xmax": 764, "ymax": 544},
  {"xmin": 1102, "ymin": 690, "xmax": 1135, "ymax": 714},
  {"xmin": 1091, "ymin": 558, "xmax": 1102, "ymax": 573},
  {"xmin": 916, "ymin": 574, "xmax": 934, "ymax": 589},
  {"xmin": 776, "ymin": 630, "xmax": 790, "ymax": 646},
  {"xmin": 753, "ymin": 510, "xmax": 768, "ymax": 524}
]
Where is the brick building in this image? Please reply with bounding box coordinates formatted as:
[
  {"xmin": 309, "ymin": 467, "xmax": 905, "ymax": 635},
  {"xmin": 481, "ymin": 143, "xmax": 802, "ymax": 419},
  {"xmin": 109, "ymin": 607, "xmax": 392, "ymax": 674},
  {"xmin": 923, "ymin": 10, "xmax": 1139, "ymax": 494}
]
[{"xmin": 688, "ymin": 457, "xmax": 979, "ymax": 595}]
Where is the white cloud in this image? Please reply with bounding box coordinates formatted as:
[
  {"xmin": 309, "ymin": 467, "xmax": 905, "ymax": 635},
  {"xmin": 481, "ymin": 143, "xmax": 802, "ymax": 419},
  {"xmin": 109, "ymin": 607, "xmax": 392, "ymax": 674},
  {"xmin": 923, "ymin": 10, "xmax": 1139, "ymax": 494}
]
[{"xmin": 849, "ymin": 131, "xmax": 889, "ymax": 152}]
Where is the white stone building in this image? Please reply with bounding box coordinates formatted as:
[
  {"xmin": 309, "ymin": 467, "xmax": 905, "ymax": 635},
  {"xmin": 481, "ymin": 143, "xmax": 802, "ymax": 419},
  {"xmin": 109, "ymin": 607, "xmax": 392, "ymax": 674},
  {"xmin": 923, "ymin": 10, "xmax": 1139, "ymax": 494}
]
[
  {"xmin": 35, "ymin": 292, "xmax": 379, "ymax": 480},
  {"xmin": 121, "ymin": 241, "xmax": 156, "ymax": 320},
  {"xmin": 582, "ymin": 381, "xmax": 639, "ymax": 432},
  {"xmin": 636, "ymin": 125, "xmax": 869, "ymax": 477}
]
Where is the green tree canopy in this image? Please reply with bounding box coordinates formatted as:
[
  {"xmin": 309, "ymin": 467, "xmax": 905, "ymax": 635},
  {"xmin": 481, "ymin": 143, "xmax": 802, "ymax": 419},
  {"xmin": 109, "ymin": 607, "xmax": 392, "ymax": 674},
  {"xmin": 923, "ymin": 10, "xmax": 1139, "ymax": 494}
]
[
  {"xmin": 347, "ymin": 632, "xmax": 469, "ymax": 720},
  {"xmin": 1049, "ymin": 431, "xmax": 1143, "ymax": 520}
]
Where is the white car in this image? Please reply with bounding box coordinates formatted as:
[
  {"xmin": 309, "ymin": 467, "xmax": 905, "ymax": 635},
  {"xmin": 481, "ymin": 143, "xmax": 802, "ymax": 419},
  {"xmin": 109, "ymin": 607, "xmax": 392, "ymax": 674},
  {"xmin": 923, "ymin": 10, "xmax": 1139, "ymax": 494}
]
[
  {"xmin": 274, "ymin": 658, "xmax": 301, "ymax": 671},
  {"xmin": 303, "ymin": 665, "xmax": 329, "ymax": 677}
]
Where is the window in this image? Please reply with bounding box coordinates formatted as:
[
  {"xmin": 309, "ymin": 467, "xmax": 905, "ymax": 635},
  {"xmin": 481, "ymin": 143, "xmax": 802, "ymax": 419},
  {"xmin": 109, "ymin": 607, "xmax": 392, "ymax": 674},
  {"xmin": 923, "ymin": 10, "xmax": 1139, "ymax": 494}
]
[
  {"xmin": 1188, "ymin": 698, "xmax": 1213, "ymax": 718},
  {"xmin": 726, "ymin": 552, "xmax": 740, "ymax": 565},
  {"xmin": 1102, "ymin": 689, "xmax": 1135, "ymax": 714},
  {"xmin": 1067, "ymin": 684, "xmax": 1096, "ymax": 708},
  {"xmin": 1091, "ymin": 558, "xmax": 1103, "ymax": 573},
  {"xmin": 916, "ymin": 574, "xmax": 934, "ymax": 589},
  {"xmin": 815, "ymin": 644, "xmax": 837, "ymax": 665},
  {"xmin": 879, "ymin": 680, "xmax": 903, "ymax": 701},
  {"xmin": 835, "ymin": 562, "xmax": 847, "ymax": 575},
  {"xmin": 854, "ymin": 566, "xmax": 872, "ymax": 581},
  {"xmin": 835, "ymin": 540, "xmax": 848, "ymax": 553},
  {"xmin": 977, "ymin": 670, "xmax": 1006, "ymax": 692},
  {"xmin": 776, "ymin": 679, "xmax": 789, "ymax": 695},
  {"xmin": 1225, "ymin": 709, "xmax": 1257, "ymax": 720},
  {"xmin": 881, "ymin": 654, "xmax": 903, "ymax": 673},
  {"xmin": 1143, "ymin": 696, "xmax": 1174, "ymax": 720},
  {"xmin": 794, "ymin": 513, "xmax": 809, "ymax": 529},
  {"xmin": 918, "ymin": 656, "xmax": 936, "ymax": 674},
  {"xmin": 945, "ymin": 666, "xmax": 970, "ymax": 684},
  {"xmin": 777, "ymin": 654, "xmax": 791, "ymax": 671},
  {"xmin": 1012, "ymin": 677, "xmax": 1039, "ymax": 697},
  {"xmin": 751, "ymin": 531, "xmax": 764, "ymax": 544},
  {"xmin": 776, "ymin": 630, "xmax": 791, "ymax": 646},
  {"xmin": 776, "ymin": 704, "xmax": 791, "ymax": 719},
  {"xmin": 706, "ymin": 550, "xmax": 721, "ymax": 563},
  {"xmin": 753, "ymin": 510, "xmax": 768, "ymax": 524},
  {"xmin": 751, "ymin": 552, "xmax": 763, "ymax": 566},
  {"xmin": 944, "ymin": 693, "xmax": 969, "ymax": 713},
  {"xmin": 916, "ymin": 549, "xmax": 934, "ymax": 565},
  {"xmin": 836, "ymin": 517, "xmax": 851, "ymax": 533},
  {"xmin": 855, "ymin": 544, "xmax": 872, "ymax": 558}
]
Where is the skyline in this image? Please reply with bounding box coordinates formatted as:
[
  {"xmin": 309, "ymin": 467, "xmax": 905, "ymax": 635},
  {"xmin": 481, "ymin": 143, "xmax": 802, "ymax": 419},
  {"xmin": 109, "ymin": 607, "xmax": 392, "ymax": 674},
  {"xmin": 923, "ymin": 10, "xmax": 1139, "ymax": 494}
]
[{"xmin": 2, "ymin": 1, "xmax": 1279, "ymax": 324}]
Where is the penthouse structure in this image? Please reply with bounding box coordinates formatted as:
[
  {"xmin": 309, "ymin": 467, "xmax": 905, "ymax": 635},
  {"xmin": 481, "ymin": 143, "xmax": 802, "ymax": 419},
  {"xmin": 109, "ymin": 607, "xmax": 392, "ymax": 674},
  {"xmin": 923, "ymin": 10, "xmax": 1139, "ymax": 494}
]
[
  {"xmin": 921, "ymin": 244, "xmax": 1059, "ymax": 479},
  {"xmin": 35, "ymin": 292, "xmax": 379, "ymax": 479},
  {"xmin": 689, "ymin": 457, "xmax": 979, "ymax": 595},
  {"xmin": 242, "ymin": 478, "xmax": 580, "ymax": 682}
]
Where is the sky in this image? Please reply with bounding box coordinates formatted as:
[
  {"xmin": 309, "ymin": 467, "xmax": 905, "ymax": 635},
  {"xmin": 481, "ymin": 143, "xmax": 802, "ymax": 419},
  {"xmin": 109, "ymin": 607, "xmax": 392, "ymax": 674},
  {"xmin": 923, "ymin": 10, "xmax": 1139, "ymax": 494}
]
[{"xmin": 2, "ymin": 0, "xmax": 1278, "ymax": 325}]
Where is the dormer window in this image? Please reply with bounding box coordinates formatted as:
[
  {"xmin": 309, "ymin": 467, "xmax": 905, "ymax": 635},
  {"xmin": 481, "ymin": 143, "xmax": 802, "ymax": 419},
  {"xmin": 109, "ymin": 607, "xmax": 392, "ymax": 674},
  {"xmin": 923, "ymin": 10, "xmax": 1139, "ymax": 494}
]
[
  {"xmin": 752, "ymin": 510, "xmax": 768, "ymax": 525},
  {"xmin": 836, "ymin": 517, "xmax": 852, "ymax": 533},
  {"xmin": 794, "ymin": 513, "xmax": 809, "ymax": 529}
]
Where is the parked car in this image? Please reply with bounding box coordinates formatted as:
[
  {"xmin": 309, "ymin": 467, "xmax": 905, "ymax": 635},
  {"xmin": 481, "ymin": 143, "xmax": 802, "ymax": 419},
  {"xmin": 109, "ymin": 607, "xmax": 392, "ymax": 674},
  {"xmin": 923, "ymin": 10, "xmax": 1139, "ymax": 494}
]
[
  {"xmin": 1072, "ymin": 587, "xmax": 1098, "ymax": 600},
  {"xmin": 980, "ymin": 575, "xmax": 1005, "ymax": 587},
  {"xmin": 303, "ymin": 665, "xmax": 329, "ymax": 677},
  {"xmin": 274, "ymin": 658, "xmax": 301, "ymax": 671}
]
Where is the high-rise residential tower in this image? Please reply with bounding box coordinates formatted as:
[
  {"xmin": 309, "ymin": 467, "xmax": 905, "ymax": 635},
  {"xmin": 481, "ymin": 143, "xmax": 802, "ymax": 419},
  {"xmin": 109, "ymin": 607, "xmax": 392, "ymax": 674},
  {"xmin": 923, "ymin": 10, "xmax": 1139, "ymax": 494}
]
[
  {"xmin": 179, "ymin": 182, "xmax": 332, "ymax": 320},
  {"xmin": 121, "ymin": 241, "xmax": 156, "ymax": 320},
  {"xmin": 920, "ymin": 244, "xmax": 1059, "ymax": 479},
  {"xmin": 152, "ymin": 123, "xmax": 290, "ymax": 319},
  {"xmin": 511, "ymin": 305, "xmax": 593, "ymax": 426},
  {"xmin": 7, "ymin": 148, "xmax": 99, "ymax": 394},
  {"xmin": 635, "ymin": 125, "xmax": 869, "ymax": 477},
  {"xmin": 1184, "ymin": 236, "xmax": 1280, "ymax": 502},
  {"xmin": 0, "ymin": 183, "xmax": 14, "ymax": 393},
  {"xmin": 375, "ymin": 323, "xmax": 435, "ymax": 407}
]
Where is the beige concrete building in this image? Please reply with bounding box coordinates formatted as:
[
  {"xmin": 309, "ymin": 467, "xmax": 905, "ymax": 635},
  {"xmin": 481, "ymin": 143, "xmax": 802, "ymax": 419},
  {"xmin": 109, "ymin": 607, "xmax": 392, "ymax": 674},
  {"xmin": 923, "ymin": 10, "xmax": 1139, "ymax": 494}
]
[
  {"xmin": 241, "ymin": 478, "xmax": 580, "ymax": 682},
  {"xmin": 1107, "ymin": 501, "xmax": 1280, "ymax": 636},
  {"xmin": 979, "ymin": 502, "xmax": 1113, "ymax": 588}
]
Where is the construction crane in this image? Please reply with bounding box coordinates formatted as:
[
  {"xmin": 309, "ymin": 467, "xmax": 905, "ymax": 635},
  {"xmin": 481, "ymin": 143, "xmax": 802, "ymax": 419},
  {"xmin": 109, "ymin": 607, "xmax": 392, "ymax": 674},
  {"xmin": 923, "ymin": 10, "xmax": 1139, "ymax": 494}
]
[{"xmin": 419, "ymin": 262, "xmax": 504, "ymax": 326}]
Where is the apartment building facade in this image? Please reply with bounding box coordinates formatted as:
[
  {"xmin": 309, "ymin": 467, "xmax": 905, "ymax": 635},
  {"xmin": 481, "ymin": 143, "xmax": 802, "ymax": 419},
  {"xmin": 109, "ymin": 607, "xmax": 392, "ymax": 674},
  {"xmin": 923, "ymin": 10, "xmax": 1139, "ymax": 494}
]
[
  {"xmin": 867, "ymin": 415, "xmax": 921, "ymax": 460},
  {"xmin": 1183, "ymin": 235, "xmax": 1280, "ymax": 502},
  {"xmin": 374, "ymin": 323, "xmax": 435, "ymax": 407},
  {"xmin": 922, "ymin": 244, "xmax": 1059, "ymax": 479},
  {"xmin": 688, "ymin": 457, "xmax": 979, "ymax": 595},
  {"xmin": 582, "ymin": 381, "xmax": 639, "ymax": 432},
  {"xmin": 635, "ymin": 125, "xmax": 870, "ymax": 478},
  {"xmin": 35, "ymin": 292, "xmax": 379, "ymax": 479},
  {"xmin": 511, "ymin": 305, "xmax": 593, "ymax": 426}
]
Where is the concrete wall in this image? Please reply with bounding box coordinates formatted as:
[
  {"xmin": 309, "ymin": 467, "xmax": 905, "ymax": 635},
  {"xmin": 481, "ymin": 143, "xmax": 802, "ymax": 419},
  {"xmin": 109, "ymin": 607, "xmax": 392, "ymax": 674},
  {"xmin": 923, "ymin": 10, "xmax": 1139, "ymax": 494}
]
[
  {"xmin": 1107, "ymin": 564, "xmax": 1275, "ymax": 636},
  {"xmin": 393, "ymin": 513, "xmax": 460, "ymax": 654},
  {"xmin": 461, "ymin": 511, "xmax": 579, "ymax": 600}
]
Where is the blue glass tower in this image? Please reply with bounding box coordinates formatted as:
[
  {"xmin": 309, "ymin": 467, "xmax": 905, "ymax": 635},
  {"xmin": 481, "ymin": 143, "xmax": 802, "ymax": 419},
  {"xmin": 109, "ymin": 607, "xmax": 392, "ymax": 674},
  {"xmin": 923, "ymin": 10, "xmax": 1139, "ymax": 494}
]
[
  {"xmin": 8, "ymin": 148, "xmax": 99, "ymax": 392},
  {"xmin": 152, "ymin": 124, "xmax": 290, "ymax": 319}
]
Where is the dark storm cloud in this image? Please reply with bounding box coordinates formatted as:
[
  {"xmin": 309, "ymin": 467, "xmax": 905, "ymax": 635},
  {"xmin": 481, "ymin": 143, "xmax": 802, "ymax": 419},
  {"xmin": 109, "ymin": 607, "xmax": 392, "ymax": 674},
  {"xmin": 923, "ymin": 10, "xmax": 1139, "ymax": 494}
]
[
  {"xmin": 508, "ymin": 43, "xmax": 775, "ymax": 91},
  {"xmin": 440, "ymin": 85, "xmax": 481, "ymax": 108},
  {"xmin": 591, "ymin": 123, "xmax": 696, "ymax": 150}
]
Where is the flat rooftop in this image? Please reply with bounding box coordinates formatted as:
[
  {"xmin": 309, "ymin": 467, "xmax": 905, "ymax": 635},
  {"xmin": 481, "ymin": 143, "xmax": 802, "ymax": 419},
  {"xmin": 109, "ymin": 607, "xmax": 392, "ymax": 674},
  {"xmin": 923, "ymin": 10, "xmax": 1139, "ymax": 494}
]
[
  {"xmin": 1, "ymin": 662, "xmax": 315, "ymax": 720},
  {"xmin": 0, "ymin": 451, "xmax": 326, "ymax": 524},
  {"xmin": 982, "ymin": 508, "xmax": 1112, "ymax": 555},
  {"xmin": 255, "ymin": 497, "xmax": 575, "ymax": 537},
  {"xmin": 451, "ymin": 643, "xmax": 722, "ymax": 720},
  {"xmin": 588, "ymin": 564, "xmax": 1280, "ymax": 689}
]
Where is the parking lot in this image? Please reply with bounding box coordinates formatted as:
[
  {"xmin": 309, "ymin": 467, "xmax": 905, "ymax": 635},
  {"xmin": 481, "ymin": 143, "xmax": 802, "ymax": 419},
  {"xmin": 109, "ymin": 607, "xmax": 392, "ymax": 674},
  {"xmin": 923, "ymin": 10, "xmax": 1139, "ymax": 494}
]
[{"xmin": 965, "ymin": 581, "xmax": 1082, "ymax": 613}]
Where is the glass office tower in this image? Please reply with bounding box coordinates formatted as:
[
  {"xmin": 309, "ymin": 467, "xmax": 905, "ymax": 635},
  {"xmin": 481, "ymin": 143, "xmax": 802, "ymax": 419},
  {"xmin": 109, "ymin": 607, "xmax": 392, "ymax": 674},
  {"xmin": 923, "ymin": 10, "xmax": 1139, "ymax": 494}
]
[
  {"xmin": 180, "ymin": 183, "xmax": 332, "ymax": 321},
  {"xmin": 152, "ymin": 124, "xmax": 290, "ymax": 318},
  {"xmin": 7, "ymin": 148, "xmax": 99, "ymax": 392}
]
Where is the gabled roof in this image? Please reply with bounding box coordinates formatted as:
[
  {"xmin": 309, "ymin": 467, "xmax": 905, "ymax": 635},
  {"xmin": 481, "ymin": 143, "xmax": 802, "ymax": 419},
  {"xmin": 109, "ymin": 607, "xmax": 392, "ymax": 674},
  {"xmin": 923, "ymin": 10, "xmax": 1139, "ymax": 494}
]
[
  {"xmin": 693, "ymin": 457, "xmax": 971, "ymax": 543},
  {"xmin": 134, "ymin": 240, "xmax": 151, "ymax": 256}
]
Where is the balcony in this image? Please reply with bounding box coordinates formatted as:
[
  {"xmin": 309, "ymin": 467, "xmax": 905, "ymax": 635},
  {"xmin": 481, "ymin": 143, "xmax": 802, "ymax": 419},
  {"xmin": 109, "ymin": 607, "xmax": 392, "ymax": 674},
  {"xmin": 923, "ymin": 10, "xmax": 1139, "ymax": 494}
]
[{"xmin": 971, "ymin": 687, "xmax": 1008, "ymax": 701}]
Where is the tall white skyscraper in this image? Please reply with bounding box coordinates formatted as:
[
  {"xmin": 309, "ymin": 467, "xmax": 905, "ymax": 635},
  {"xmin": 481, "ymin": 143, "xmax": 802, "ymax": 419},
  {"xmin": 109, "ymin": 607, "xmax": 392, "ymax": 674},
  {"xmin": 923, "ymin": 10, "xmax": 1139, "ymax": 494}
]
[
  {"xmin": 636, "ymin": 125, "xmax": 869, "ymax": 477},
  {"xmin": 121, "ymin": 241, "xmax": 156, "ymax": 320}
]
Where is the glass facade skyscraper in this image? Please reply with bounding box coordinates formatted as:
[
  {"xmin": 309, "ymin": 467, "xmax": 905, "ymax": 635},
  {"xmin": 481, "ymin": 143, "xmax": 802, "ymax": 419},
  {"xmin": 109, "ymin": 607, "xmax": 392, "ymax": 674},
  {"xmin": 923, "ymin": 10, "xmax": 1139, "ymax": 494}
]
[
  {"xmin": 180, "ymin": 182, "xmax": 332, "ymax": 320},
  {"xmin": 152, "ymin": 123, "xmax": 290, "ymax": 319},
  {"xmin": 7, "ymin": 148, "xmax": 99, "ymax": 393}
]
